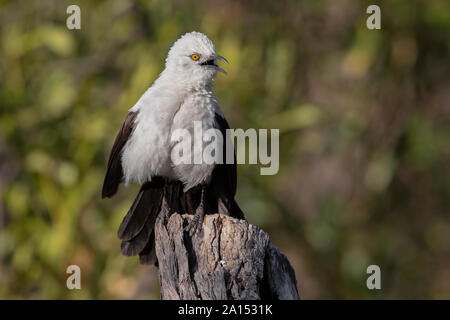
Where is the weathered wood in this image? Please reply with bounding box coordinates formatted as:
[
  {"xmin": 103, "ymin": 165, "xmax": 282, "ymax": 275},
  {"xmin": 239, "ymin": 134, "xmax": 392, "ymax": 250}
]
[{"xmin": 155, "ymin": 212, "xmax": 300, "ymax": 300}]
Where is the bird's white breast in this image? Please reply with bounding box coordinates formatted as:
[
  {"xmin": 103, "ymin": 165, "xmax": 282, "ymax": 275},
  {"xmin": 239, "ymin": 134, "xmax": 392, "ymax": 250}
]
[
  {"xmin": 121, "ymin": 82, "xmax": 221, "ymax": 190},
  {"xmin": 171, "ymin": 89, "xmax": 220, "ymax": 190}
]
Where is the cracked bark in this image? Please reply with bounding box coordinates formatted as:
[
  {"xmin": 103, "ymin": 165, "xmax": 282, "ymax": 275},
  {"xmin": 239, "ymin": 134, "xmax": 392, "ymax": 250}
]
[{"xmin": 155, "ymin": 213, "xmax": 300, "ymax": 300}]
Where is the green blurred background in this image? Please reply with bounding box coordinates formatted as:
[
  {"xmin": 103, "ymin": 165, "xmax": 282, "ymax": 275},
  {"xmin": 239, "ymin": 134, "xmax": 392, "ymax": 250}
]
[{"xmin": 0, "ymin": 0, "xmax": 449, "ymax": 299}]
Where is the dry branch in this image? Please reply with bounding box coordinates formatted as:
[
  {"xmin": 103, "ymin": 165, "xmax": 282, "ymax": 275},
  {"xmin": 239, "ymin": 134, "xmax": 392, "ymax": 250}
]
[{"xmin": 155, "ymin": 213, "xmax": 300, "ymax": 300}]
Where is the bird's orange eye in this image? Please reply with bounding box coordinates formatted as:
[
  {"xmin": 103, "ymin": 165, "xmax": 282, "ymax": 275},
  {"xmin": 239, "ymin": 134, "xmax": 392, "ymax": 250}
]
[{"xmin": 191, "ymin": 54, "xmax": 199, "ymax": 61}]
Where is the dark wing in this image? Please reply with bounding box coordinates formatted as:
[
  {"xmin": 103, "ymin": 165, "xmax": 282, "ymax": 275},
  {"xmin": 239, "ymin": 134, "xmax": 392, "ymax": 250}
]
[
  {"xmin": 213, "ymin": 113, "xmax": 237, "ymax": 197},
  {"xmin": 102, "ymin": 111, "xmax": 138, "ymax": 198},
  {"xmin": 210, "ymin": 113, "xmax": 244, "ymax": 219}
]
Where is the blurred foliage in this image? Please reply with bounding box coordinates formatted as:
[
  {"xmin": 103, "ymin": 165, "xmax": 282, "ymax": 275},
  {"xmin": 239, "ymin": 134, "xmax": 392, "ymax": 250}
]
[{"xmin": 0, "ymin": 0, "xmax": 449, "ymax": 299}]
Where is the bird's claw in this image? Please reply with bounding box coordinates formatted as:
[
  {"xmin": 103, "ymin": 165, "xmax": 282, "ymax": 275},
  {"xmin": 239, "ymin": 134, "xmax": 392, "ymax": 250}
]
[
  {"xmin": 160, "ymin": 197, "xmax": 171, "ymax": 224},
  {"xmin": 184, "ymin": 204, "xmax": 205, "ymax": 237}
]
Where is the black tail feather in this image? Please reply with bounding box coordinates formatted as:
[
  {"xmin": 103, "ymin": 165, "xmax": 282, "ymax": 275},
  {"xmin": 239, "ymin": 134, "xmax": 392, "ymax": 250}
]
[
  {"xmin": 138, "ymin": 231, "xmax": 157, "ymax": 265},
  {"xmin": 228, "ymin": 198, "xmax": 245, "ymax": 220},
  {"xmin": 121, "ymin": 214, "xmax": 155, "ymax": 256},
  {"xmin": 217, "ymin": 196, "xmax": 245, "ymax": 220},
  {"xmin": 118, "ymin": 178, "xmax": 164, "ymax": 260},
  {"xmin": 117, "ymin": 178, "xmax": 164, "ymax": 241}
]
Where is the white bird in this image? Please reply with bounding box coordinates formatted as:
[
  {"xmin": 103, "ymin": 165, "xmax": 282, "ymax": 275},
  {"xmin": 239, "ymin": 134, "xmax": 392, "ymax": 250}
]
[{"xmin": 102, "ymin": 32, "xmax": 244, "ymax": 265}]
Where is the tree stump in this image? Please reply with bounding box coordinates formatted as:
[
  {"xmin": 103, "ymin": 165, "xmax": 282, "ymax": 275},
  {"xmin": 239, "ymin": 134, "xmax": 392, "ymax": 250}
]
[{"xmin": 155, "ymin": 213, "xmax": 300, "ymax": 300}]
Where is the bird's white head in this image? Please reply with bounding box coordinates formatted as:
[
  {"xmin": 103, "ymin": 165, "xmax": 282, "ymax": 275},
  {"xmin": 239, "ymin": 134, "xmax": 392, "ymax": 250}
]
[{"xmin": 165, "ymin": 31, "xmax": 228, "ymax": 89}]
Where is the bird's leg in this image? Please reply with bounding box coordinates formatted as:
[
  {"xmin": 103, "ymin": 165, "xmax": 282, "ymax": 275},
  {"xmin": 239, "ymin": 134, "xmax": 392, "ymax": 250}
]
[
  {"xmin": 185, "ymin": 185, "xmax": 206, "ymax": 237},
  {"xmin": 160, "ymin": 179, "xmax": 172, "ymax": 224},
  {"xmin": 160, "ymin": 195, "xmax": 170, "ymax": 224}
]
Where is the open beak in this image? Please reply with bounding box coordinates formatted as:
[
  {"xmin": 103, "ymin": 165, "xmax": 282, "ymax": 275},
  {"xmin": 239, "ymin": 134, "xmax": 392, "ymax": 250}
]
[
  {"xmin": 201, "ymin": 54, "xmax": 229, "ymax": 75},
  {"xmin": 215, "ymin": 54, "xmax": 228, "ymax": 75}
]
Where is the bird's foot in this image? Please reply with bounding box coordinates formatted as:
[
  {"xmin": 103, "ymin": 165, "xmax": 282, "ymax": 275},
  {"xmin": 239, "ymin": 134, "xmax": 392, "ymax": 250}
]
[
  {"xmin": 160, "ymin": 197, "xmax": 171, "ymax": 224},
  {"xmin": 184, "ymin": 203, "xmax": 205, "ymax": 237}
]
